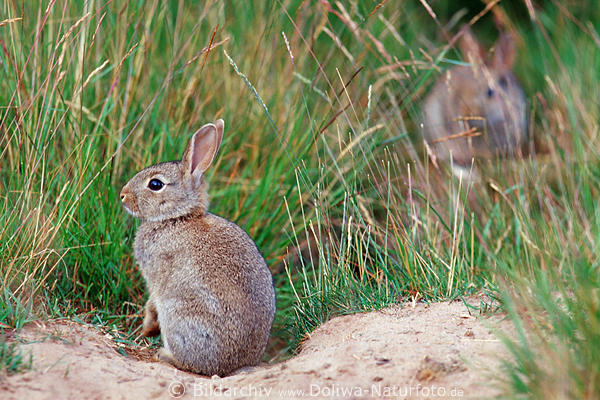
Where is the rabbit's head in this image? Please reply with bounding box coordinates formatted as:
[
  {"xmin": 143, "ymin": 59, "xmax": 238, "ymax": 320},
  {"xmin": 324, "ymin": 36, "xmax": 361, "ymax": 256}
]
[
  {"xmin": 456, "ymin": 30, "xmax": 526, "ymax": 153},
  {"xmin": 120, "ymin": 120, "xmax": 224, "ymax": 222},
  {"xmin": 423, "ymin": 29, "xmax": 527, "ymax": 164}
]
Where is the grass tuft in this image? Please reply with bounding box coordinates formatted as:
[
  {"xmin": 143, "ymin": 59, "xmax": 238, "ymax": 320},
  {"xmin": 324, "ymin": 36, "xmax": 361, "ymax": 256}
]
[{"xmin": 0, "ymin": 339, "xmax": 32, "ymax": 377}]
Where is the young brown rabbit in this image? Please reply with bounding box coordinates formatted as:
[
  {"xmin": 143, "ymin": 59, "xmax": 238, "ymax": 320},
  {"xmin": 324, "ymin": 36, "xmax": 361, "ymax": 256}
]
[
  {"xmin": 422, "ymin": 29, "xmax": 527, "ymax": 175},
  {"xmin": 120, "ymin": 120, "xmax": 276, "ymax": 377}
]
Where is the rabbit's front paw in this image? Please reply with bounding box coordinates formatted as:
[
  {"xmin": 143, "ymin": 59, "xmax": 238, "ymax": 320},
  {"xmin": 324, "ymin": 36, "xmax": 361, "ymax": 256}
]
[
  {"xmin": 142, "ymin": 320, "xmax": 160, "ymax": 337},
  {"xmin": 142, "ymin": 299, "xmax": 160, "ymax": 337}
]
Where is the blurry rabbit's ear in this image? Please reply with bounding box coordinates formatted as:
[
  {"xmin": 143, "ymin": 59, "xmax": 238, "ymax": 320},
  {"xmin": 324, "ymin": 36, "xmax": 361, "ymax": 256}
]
[
  {"xmin": 182, "ymin": 123, "xmax": 221, "ymax": 183},
  {"xmin": 458, "ymin": 28, "xmax": 486, "ymax": 66},
  {"xmin": 491, "ymin": 32, "xmax": 517, "ymax": 72}
]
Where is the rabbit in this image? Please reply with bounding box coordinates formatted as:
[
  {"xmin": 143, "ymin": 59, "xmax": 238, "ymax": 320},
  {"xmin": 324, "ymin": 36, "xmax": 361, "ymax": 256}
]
[
  {"xmin": 422, "ymin": 29, "xmax": 527, "ymax": 177},
  {"xmin": 119, "ymin": 119, "xmax": 276, "ymax": 377}
]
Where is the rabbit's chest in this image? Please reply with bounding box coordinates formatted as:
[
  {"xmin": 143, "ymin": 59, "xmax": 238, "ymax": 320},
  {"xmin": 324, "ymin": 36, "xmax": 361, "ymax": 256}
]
[{"xmin": 133, "ymin": 222, "xmax": 194, "ymax": 278}]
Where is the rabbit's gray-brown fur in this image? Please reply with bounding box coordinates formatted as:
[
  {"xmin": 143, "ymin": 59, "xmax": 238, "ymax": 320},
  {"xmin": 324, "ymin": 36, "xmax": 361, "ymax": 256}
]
[
  {"xmin": 120, "ymin": 120, "xmax": 275, "ymax": 377},
  {"xmin": 422, "ymin": 29, "xmax": 527, "ymax": 169}
]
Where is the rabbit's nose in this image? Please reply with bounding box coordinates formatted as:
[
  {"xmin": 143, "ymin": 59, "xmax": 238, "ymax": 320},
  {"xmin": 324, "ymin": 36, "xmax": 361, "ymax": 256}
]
[{"xmin": 120, "ymin": 188, "xmax": 128, "ymax": 202}]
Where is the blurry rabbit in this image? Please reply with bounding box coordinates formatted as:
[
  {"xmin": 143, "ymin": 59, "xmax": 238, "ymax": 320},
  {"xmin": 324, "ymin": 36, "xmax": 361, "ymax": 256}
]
[
  {"xmin": 120, "ymin": 120, "xmax": 276, "ymax": 376},
  {"xmin": 422, "ymin": 29, "xmax": 527, "ymax": 176}
]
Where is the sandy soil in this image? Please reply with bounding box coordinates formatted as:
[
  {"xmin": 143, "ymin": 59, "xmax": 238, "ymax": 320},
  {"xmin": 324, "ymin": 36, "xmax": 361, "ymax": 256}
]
[{"xmin": 2, "ymin": 296, "xmax": 511, "ymax": 399}]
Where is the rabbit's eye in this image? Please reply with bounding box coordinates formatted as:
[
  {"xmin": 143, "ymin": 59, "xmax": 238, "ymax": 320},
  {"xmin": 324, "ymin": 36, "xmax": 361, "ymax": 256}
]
[
  {"xmin": 148, "ymin": 178, "xmax": 165, "ymax": 191},
  {"xmin": 486, "ymin": 87, "xmax": 494, "ymax": 98}
]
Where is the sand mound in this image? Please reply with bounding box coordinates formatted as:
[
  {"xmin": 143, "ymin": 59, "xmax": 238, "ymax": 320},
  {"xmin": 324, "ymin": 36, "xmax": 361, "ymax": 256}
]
[{"xmin": 2, "ymin": 297, "xmax": 510, "ymax": 399}]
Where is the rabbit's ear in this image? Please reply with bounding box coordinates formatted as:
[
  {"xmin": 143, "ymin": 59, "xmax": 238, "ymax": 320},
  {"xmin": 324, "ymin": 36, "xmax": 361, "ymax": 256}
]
[
  {"xmin": 458, "ymin": 29, "xmax": 486, "ymax": 66},
  {"xmin": 182, "ymin": 123, "xmax": 222, "ymax": 183},
  {"xmin": 491, "ymin": 32, "xmax": 516, "ymax": 72},
  {"xmin": 214, "ymin": 119, "xmax": 224, "ymax": 151}
]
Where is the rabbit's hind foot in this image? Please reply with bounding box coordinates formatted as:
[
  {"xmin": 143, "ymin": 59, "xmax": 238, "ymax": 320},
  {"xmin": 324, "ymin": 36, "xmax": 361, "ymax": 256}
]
[{"xmin": 155, "ymin": 347, "xmax": 181, "ymax": 369}]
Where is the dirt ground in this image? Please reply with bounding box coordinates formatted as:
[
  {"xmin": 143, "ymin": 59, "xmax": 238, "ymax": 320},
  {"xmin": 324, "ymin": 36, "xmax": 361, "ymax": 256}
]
[{"xmin": 2, "ymin": 296, "xmax": 512, "ymax": 399}]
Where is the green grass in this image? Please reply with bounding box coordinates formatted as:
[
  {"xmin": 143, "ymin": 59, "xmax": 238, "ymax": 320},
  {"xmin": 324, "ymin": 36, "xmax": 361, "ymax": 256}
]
[
  {"xmin": 0, "ymin": 339, "xmax": 32, "ymax": 377},
  {"xmin": 1, "ymin": 0, "xmax": 599, "ymax": 397}
]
